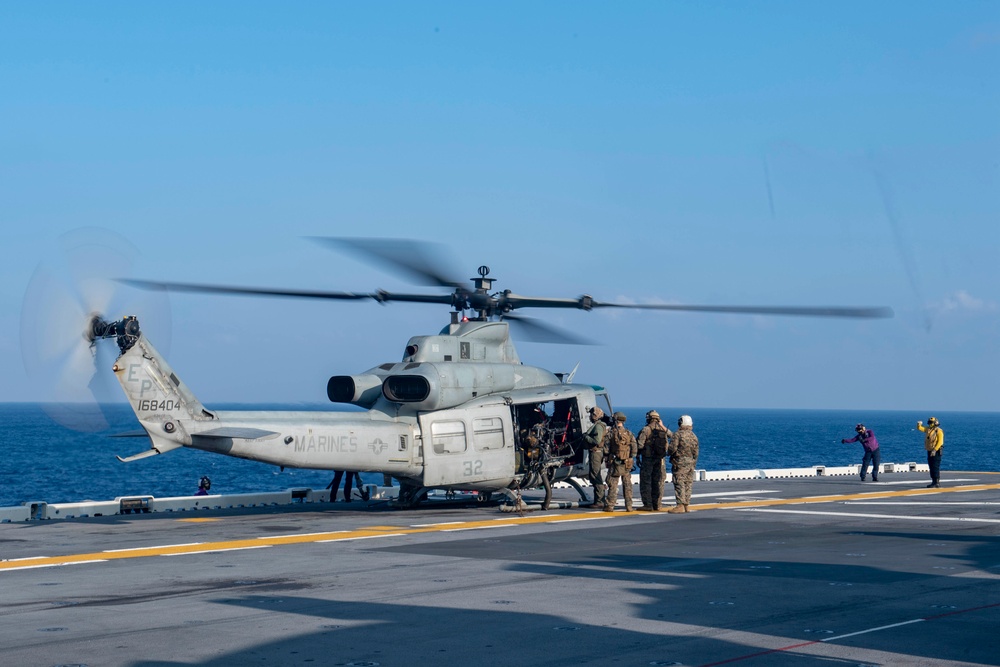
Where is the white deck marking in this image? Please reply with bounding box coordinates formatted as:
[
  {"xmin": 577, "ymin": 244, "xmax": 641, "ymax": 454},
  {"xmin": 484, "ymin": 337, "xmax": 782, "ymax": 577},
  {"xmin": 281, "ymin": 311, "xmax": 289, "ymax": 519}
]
[
  {"xmin": 317, "ymin": 533, "xmax": 405, "ymax": 543},
  {"xmin": 255, "ymin": 531, "xmax": 348, "ymax": 539},
  {"xmin": 821, "ymin": 618, "xmax": 925, "ymax": 641},
  {"xmin": 0, "ymin": 559, "xmax": 108, "ymax": 572},
  {"xmin": 845, "ymin": 501, "xmax": 1000, "ymax": 506},
  {"xmin": 736, "ymin": 508, "xmax": 1000, "ymax": 524},
  {"xmin": 104, "ymin": 542, "xmax": 204, "ymax": 552},
  {"xmin": 161, "ymin": 545, "xmax": 272, "ymax": 556},
  {"xmin": 691, "ymin": 490, "xmax": 781, "ymax": 498},
  {"xmin": 409, "ymin": 521, "xmax": 467, "ymax": 527},
  {"xmin": 874, "ymin": 478, "xmax": 980, "ymax": 486},
  {"xmin": 547, "ymin": 516, "xmax": 617, "ymax": 524},
  {"xmin": 442, "ymin": 524, "xmax": 518, "ymax": 532}
]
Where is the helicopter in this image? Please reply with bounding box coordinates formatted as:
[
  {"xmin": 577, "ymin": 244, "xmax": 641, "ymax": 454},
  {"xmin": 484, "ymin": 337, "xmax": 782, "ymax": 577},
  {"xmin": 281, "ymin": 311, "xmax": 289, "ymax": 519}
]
[{"xmin": 71, "ymin": 237, "xmax": 894, "ymax": 509}]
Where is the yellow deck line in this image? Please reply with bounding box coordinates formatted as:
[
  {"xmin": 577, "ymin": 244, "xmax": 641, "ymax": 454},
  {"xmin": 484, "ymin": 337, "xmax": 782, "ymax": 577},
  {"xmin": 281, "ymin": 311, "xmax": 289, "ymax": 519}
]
[
  {"xmin": 3, "ymin": 482, "xmax": 999, "ymax": 572},
  {"xmin": 688, "ymin": 482, "xmax": 1000, "ymax": 512}
]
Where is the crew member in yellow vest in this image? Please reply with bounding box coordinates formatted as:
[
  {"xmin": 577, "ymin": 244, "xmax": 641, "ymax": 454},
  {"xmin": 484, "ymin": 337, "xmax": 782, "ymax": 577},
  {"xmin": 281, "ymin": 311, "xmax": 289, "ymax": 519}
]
[{"xmin": 917, "ymin": 416, "xmax": 944, "ymax": 488}]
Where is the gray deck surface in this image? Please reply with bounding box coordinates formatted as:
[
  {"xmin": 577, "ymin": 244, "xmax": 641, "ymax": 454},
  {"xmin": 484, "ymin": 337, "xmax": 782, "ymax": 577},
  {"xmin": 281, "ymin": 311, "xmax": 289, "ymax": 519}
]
[{"xmin": 2, "ymin": 471, "xmax": 999, "ymax": 667}]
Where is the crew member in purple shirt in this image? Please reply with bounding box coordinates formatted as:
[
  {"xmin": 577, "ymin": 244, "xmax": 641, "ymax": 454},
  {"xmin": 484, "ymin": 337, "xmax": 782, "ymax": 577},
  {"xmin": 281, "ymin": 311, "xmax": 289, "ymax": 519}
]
[{"xmin": 842, "ymin": 423, "xmax": 881, "ymax": 482}]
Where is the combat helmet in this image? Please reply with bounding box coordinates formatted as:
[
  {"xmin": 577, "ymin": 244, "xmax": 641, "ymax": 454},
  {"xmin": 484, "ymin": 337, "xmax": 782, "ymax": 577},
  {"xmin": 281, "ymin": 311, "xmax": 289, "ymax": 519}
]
[
  {"xmin": 646, "ymin": 410, "xmax": 660, "ymax": 422},
  {"xmin": 613, "ymin": 411, "xmax": 627, "ymax": 422}
]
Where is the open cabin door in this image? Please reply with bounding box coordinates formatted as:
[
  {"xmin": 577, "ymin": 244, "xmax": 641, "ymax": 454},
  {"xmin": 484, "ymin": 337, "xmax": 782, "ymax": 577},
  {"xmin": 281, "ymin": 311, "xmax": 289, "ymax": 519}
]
[
  {"xmin": 418, "ymin": 406, "xmax": 516, "ymax": 489},
  {"xmin": 511, "ymin": 396, "xmax": 588, "ymax": 476}
]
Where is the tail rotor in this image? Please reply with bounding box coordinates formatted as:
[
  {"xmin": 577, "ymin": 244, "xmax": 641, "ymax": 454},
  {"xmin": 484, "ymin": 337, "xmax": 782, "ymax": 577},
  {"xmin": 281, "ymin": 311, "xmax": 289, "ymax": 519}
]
[{"xmin": 20, "ymin": 228, "xmax": 171, "ymax": 431}]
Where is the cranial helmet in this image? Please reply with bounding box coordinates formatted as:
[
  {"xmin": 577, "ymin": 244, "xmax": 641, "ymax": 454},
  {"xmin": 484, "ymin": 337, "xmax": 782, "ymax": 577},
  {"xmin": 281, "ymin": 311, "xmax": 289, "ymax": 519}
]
[
  {"xmin": 855, "ymin": 423, "xmax": 865, "ymax": 432},
  {"xmin": 928, "ymin": 416, "xmax": 939, "ymax": 426},
  {"xmin": 679, "ymin": 415, "xmax": 693, "ymax": 428},
  {"xmin": 646, "ymin": 410, "xmax": 660, "ymax": 421},
  {"xmin": 614, "ymin": 411, "xmax": 627, "ymax": 422}
]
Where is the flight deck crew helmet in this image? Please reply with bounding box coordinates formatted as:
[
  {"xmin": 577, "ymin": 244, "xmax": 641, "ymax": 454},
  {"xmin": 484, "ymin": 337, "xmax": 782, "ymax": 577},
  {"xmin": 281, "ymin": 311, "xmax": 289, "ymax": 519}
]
[
  {"xmin": 199, "ymin": 476, "xmax": 211, "ymax": 491},
  {"xmin": 646, "ymin": 410, "xmax": 660, "ymax": 422},
  {"xmin": 928, "ymin": 417, "xmax": 939, "ymax": 427},
  {"xmin": 679, "ymin": 415, "xmax": 693, "ymax": 428},
  {"xmin": 855, "ymin": 423, "xmax": 866, "ymax": 433},
  {"xmin": 614, "ymin": 411, "xmax": 627, "ymax": 422}
]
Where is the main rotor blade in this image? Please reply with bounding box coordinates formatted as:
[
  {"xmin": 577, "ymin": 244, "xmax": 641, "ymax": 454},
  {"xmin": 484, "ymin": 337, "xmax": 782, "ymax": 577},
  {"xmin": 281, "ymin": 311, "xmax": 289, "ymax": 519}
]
[
  {"xmin": 589, "ymin": 302, "xmax": 895, "ymax": 319},
  {"xmin": 309, "ymin": 237, "xmax": 466, "ymax": 290},
  {"xmin": 503, "ymin": 313, "xmax": 594, "ymax": 345},
  {"xmin": 120, "ymin": 279, "xmax": 373, "ymax": 301},
  {"xmin": 124, "ymin": 279, "xmax": 892, "ymax": 320},
  {"xmin": 120, "ymin": 279, "xmax": 456, "ymax": 306},
  {"xmin": 502, "ymin": 293, "xmax": 893, "ymax": 319}
]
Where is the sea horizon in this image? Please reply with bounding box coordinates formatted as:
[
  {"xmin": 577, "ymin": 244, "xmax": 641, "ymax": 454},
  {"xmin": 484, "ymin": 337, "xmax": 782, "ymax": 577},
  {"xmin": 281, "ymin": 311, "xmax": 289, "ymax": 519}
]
[{"xmin": 2, "ymin": 403, "xmax": 996, "ymax": 507}]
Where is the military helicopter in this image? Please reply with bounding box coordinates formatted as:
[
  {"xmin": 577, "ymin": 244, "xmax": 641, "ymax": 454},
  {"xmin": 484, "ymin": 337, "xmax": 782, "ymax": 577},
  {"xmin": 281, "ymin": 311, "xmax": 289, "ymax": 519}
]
[{"xmin": 49, "ymin": 237, "xmax": 894, "ymax": 509}]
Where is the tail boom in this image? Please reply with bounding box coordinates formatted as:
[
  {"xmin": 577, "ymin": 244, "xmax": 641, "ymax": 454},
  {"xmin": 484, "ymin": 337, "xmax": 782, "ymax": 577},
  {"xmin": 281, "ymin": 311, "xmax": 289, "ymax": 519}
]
[{"xmin": 106, "ymin": 319, "xmax": 421, "ymax": 479}]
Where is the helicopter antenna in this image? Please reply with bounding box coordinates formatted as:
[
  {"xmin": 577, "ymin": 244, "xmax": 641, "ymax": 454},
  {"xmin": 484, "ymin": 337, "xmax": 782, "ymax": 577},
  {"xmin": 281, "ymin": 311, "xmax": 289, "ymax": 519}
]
[
  {"xmin": 565, "ymin": 362, "xmax": 580, "ymax": 384},
  {"xmin": 474, "ymin": 265, "xmax": 493, "ymax": 291}
]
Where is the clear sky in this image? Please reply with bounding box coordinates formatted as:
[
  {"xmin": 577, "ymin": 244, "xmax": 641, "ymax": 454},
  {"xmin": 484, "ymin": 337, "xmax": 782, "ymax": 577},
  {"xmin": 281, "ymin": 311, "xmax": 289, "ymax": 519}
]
[{"xmin": 2, "ymin": 2, "xmax": 998, "ymax": 412}]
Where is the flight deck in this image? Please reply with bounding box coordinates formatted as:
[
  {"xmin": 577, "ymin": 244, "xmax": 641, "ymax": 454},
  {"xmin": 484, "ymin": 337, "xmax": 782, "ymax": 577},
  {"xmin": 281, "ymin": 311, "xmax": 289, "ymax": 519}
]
[{"xmin": 2, "ymin": 470, "xmax": 999, "ymax": 667}]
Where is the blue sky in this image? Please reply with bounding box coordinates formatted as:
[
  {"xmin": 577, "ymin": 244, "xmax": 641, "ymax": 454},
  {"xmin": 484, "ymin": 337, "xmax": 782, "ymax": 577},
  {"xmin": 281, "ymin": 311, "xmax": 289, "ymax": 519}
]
[{"xmin": 2, "ymin": 2, "xmax": 998, "ymax": 412}]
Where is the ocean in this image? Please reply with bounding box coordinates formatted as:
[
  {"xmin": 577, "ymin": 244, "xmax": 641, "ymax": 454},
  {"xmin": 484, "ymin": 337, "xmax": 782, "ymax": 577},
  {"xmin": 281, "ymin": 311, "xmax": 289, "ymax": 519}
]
[{"xmin": 1, "ymin": 403, "xmax": 996, "ymax": 508}]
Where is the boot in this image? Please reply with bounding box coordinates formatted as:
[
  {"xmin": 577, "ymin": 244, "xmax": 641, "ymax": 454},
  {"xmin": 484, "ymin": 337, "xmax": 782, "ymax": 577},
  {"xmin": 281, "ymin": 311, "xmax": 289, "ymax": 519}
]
[
  {"xmin": 683, "ymin": 504, "xmax": 690, "ymax": 513},
  {"xmin": 666, "ymin": 505, "xmax": 686, "ymax": 514},
  {"xmin": 603, "ymin": 505, "xmax": 615, "ymax": 512}
]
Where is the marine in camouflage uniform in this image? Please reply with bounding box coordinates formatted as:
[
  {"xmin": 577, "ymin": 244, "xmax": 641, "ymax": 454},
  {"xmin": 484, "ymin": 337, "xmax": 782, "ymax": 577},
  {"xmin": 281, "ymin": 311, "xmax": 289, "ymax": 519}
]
[
  {"xmin": 636, "ymin": 410, "xmax": 671, "ymax": 511},
  {"xmin": 582, "ymin": 406, "xmax": 609, "ymax": 507},
  {"xmin": 604, "ymin": 412, "xmax": 638, "ymax": 512},
  {"xmin": 667, "ymin": 415, "xmax": 700, "ymax": 514}
]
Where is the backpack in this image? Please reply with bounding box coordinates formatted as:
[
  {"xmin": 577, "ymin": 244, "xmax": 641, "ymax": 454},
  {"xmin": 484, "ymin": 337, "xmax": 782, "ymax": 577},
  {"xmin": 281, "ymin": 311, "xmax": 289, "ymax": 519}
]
[
  {"xmin": 609, "ymin": 424, "xmax": 632, "ymax": 460},
  {"xmin": 646, "ymin": 427, "xmax": 668, "ymax": 458}
]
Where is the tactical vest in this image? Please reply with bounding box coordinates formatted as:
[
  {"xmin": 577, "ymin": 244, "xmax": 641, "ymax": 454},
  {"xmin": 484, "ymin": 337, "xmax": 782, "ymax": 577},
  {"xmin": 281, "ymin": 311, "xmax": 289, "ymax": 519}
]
[
  {"xmin": 646, "ymin": 427, "xmax": 668, "ymax": 458},
  {"xmin": 609, "ymin": 425, "xmax": 631, "ymax": 460}
]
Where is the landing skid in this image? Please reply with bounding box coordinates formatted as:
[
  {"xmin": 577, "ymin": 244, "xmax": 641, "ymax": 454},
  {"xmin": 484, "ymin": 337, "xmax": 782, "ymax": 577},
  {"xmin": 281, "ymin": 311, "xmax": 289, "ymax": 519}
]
[
  {"xmin": 392, "ymin": 483, "xmax": 429, "ymax": 509},
  {"xmin": 392, "ymin": 485, "xmax": 495, "ymax": 509},
  {"xmin": 499, "ymin": 488, "xmax": 527, "ymax": 512}
]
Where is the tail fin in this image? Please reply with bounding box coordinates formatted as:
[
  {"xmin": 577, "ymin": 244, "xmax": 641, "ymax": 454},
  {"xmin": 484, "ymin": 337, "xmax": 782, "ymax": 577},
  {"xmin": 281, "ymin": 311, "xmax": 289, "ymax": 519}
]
[{"xmin": 112, "ymin": 329, "xmax": 214, "ymax": 453}]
